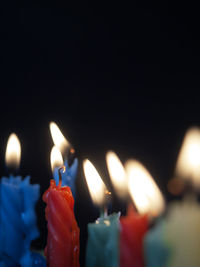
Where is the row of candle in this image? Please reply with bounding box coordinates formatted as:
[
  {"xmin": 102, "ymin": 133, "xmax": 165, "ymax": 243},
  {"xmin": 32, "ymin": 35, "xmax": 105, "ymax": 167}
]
[
  {"xmin": 83, "ymin": 127, "xmax": 200, "ymax": 267},
  {"xmin": 1, "ymin": 123, "xmax": 200, "ymax": 266}
]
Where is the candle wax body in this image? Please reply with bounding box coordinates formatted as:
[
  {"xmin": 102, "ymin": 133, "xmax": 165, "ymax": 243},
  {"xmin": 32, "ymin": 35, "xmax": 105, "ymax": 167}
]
[
  {"xmin": 144, "ymin": 220, "xmax": 170, "ymax": 267},
  {"xmin": 0, "ymin": 175, "xmax": 40, "ymax": 267},
  {"xmin": 164, "ymin": 199, "xmax": 200, "ymax": 267},
  {"xmin": 53, "ymin": 158, "xmax": 78, "ymax": 197},
  {"xmin": 86, "ymin": 212, "xmax": 120, "ymax": 267},
  {"xmin": 43, "ymin": 179, "xmax": 80, "ymax": 267},
  {"xmin": 120, "ymin": 206, "xmax": 148, "ymax": 267}
]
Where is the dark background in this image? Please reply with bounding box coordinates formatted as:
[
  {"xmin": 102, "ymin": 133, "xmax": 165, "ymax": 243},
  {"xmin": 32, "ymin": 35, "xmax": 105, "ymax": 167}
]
[{"xmin": 0, "ymin": 3, "xmax": 200, "ymax": 266}]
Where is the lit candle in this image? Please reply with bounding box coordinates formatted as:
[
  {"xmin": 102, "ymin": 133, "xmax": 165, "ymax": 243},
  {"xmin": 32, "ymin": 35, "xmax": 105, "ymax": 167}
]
[
  {"xmin": 43, "ymin": 146, "xmax": 80, "ymax": 267},
  {"xmin": 163, "ymin": 127, "xmax": 200, "ymax": 267},
  {"xmin": 0, "ymin": 134, "xmax": 43, "ymax": 267},
  {"xmin": 83, "ymin": 159, "xmax": 120, "ymax": 267},
  {"xmin": 125, "ymin": 160, "xmax": 165, "ymax": 267},
  {"xmin": 106, "ymin": 151, "xmax": 165, "ymax": 267},
  {"xmin": 49, "ymin": 122, "xmax": 78, "ymax": 197}
]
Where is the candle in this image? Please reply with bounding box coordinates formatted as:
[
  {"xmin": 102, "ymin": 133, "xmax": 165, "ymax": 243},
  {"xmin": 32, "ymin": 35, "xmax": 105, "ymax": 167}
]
[
  {"xmin": 144, "ymin": 220, "xmax": 169, "ymax": 267},
  {"xmin": 125, "ymin": 160, "xmax": 165, "ymax": 267},
  {"xmin": 49, "ymin": 122, "xmax": 78, "ymax": 197},
  {"xmin": 83, "ymin": 159, "xmax": 120, "ymax": 267},
  {"xmin": 43, "ymin": 147, "xmax": 80, "ymax": 267},
  {"xmin": 0, "ymin": 133, "xmax": 43, "ymax": 267},
  {"xmin": 164, "ymin": 127, "xmax": 200, "ymax": 267},
  {"xmin": 145, "ymin": 127, "xmax": 200, "ymax": 267}
]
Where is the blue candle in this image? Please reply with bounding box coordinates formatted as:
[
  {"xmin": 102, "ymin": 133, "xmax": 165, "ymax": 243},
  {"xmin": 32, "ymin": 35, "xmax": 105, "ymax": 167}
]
[
  {"xmin": 0, "ymin": 133, "xmax": 45, "ymax": 267},
  {"xmin": 49, "ymin": 122, "xmax": 78, "ymax": 197},
  {"xmin": 0, "ymin": 175, "xmax": 39, "ymax": 266},
  {"xmin": 144, "ymin": 220, "xmax": 170, "ymax": 267},
  {"xmin": 53, "ymin": 158, "xmax": 78, "ymax": 197}
]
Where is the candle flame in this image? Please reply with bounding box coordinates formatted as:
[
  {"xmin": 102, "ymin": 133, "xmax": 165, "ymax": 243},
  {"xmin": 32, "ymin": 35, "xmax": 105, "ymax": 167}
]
[
  {"xmin": 106, "ymin": 151, "xmax": 127, "ymax": 198},
  {"xmin": 5, "ymin": 133, "xmax": 21, "ymax": 170},
  {"xmin": 175, "ymin": 127, "xmax": 200, "ymax": 189},
  {"xmin": 49, "ymin": 122, "xmax": 70, "ymax": 155},
  {"xmin": 125, "ymin": 160, "xmax": 165, "ymax": 217},
  {"xmin": 50, "ymin": 146, "xmax": 64, "ymax": 173},
  {"xmin": 83, "ymin": 159, "xmax": 107, "ymax": 206}
]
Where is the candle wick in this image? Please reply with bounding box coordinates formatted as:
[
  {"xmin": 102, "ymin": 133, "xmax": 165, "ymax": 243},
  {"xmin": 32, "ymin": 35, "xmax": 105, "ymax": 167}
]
[
  {"xmin": 58, "ymin": 166, "xmax": 66, "ymax": 184},
  {"xmin": 101, "ymin": 190, "xmax": 111, "ymax": 218}
]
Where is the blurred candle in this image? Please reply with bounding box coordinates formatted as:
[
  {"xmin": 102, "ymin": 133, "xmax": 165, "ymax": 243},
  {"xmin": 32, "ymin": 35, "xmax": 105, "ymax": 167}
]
[
  {"xmin": 125, "ymin": 160, "xmax": 165, "ymax": 267},
  {"xmin": 43, "ymin": 147, "xmax": 79, "ymax": 267},
  {"xmin": 0, "ymin": 134, "xmax": 41, "ymax": 267},
  {"xmin": 145, "ymin": 127, "xmax": 200, "ymax": 267},
  {"xmin": 50, "ymin": 122, "xmax": 78, "ymax": 197},
  {"xmin": 83, "ymin": 159, "xmax": 120, "ymax": 267},
  {"xmin": 164, "ymin": 127, "xmax": 200, "ymax": 267},
  {"xmin": 144, "ymin": 220, "xmax": 169, "ymax": 267}
]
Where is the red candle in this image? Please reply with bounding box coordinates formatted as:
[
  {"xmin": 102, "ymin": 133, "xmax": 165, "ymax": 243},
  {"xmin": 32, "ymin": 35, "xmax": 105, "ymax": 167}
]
[
  {"xmin": 43, "ymin": 179, "xmax": 80, "ymax": 267},
  {"xmin": 120, "ymin": 160, "xmax": 165, "ymax": 267},
  {"xmin": 120, "ymin": 205, "xmax": 148, "ymax": 267}
]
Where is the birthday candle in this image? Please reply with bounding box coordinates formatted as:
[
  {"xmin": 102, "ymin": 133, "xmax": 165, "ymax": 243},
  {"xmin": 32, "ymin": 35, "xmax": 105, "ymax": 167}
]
[
  {"xmin": 144, "ymin": 220, "xmax": 169, "ymax": 267},
  {"xmin": 125, "ymin": 160, "xmax": 165, "ymax": 267},
  {"xmin": 43, "ymin": 147, "xmax": 80, "ymax": 267},
  {"xmin": 49, "ymin": 122, "xmax": 78, "ymax": 197},
  {"xmin": 164, "ymin": 127, "xmax": 200, "ymax": 267},
  {"xmin": 144, "ymin": 127, "xmax": 200, "ymax": 267},
  {"xmin": 83, "ymin": 159, "xmax": 120, "ymax": 267},
  {"xmin": 0, "ymin": 134, "xmax": 42, "ymax": 267}
]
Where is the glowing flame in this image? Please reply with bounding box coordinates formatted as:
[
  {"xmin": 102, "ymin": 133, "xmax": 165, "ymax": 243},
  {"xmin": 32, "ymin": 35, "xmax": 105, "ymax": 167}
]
[
  {"xmin": 50, "ymin": 146, "xmax": 64, "ymax": 173},
  {"xmin": 5, "ymin": 133, "xmax": 21, "ymax": 170},
  {"xmin": 175, "ymin": 127, "xmax": 200, "ymax": 188},
  {"xmin": 83, "ymin": 159, "xmax": 107, "ymax": 206},
  {"xmin": 106, "ymin": 151, "xmax": 127, "ymax": 198},
  {"xmin": 49, "ymin": 122, "xmax": 70, "ymax": 155},
  {"xmin": 125, "ymin": 160, "xmax": 165, "ymax": 216}
]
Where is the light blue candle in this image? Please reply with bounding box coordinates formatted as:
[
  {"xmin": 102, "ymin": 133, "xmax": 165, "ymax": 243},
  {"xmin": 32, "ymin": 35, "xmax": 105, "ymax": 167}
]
[
  {"xmin": 83, "ymin": 159, "xmax": 120, "ymax": 267},
  {"xmin": 86, "ymin": 212, "xmax": 120, "ymax": 267},
  {"xmin": 144, "ymin": 220, "xmax": 170, "ymax": 267}
]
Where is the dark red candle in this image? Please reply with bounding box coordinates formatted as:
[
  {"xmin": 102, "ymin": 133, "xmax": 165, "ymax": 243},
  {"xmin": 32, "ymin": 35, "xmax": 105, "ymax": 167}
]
[
  {"xmin": 43, "ymin": 179, "xmax": 80, "ymax": 267},
  {"xmin": 120, "ymin": 205, "xmax": 148, "ymax": 267}
]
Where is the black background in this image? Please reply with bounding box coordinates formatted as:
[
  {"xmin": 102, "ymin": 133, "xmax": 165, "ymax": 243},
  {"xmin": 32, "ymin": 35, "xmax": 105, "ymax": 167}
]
[{"xmin": 0, "ymin": 3, "xmax": 200, "ymax": 266}]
